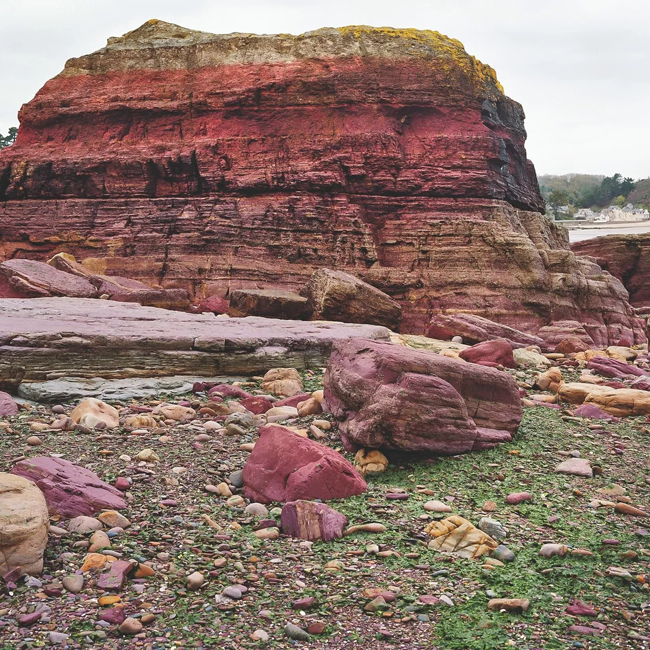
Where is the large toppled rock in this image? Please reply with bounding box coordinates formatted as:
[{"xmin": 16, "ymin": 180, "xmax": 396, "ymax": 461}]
[
  {"xmin": 0, "ymin": 20, "xmax": 643, "ymax": 345},
  {"xmin": 0, "ymin": 297, "xmax": 390, "ymax": 385},
  {"xmin": 572, "ymin": 234, "xmax": 650, "ymax": 309},
  {"xmin": 302, "ymin": 269, "xmax": 402, "ymax": 331},
  {"xmin": 0, "ymin": 473, "xmax": 49, "ymax": 575},
  {"xmin": 11, "ymin": 457, "xmax": 127, "ymax": 518},
  {"xmin": 426, "ymin": 314, "xmax": 546, "ymax": 349},
  {"xmin": 242, "ymin": 425, "xmax": 367, "ymax": 503},
  {"xmin": 323, "ymin": 338, "xmax": 522, "ymax": 454},
  {"xmin": 536, "ymin": 320, "xmax": 596, "ymax": 351}
]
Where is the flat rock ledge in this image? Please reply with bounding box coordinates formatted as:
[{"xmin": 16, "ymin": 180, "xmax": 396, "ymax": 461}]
[{"xmin": 0, "ymin": 298, "xmax": 391, "ymax": 386}]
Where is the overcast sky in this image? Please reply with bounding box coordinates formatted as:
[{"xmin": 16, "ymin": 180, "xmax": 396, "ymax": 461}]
[{"xmin": 1, "ymin": 0, "xmax": 648, "ymax": 179}]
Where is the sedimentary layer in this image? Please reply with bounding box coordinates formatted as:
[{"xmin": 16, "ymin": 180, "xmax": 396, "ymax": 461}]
[
  {"xmin": 0, "ymin": 20, "xmax": 643, "ymax": 343},
  {"xmin": 0, "ymin": 297, "xmax": 390, "ymax": 385}
]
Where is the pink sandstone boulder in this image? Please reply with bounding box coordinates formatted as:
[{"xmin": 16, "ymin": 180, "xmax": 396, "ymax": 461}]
[
  {"xmin": 586, "ymin": 356, "xmax": 647, "ymax": 380},
  {"xmin": 0, "ymin": 392, "xmax": 18, "ymax": 416},
  {"xmin": 11, "ymin": 457, "xmax": 126, "ymax": 518},
  {"xmin": 323, "ymin": 338, "xmax": 522, "ymax": 454},
  {"xmin": 281, "ymin": 500, "xmax": 348, "ymax": 542},
  {"xmin": 458, "ymin": 339, "xmax": 516, "ymax": 369},
  {"xmin": 242, "ymin": 425, "xmax": 367, "ymax": 503},
  {"xmin": 426, "ymin": 314, "xmax": 546, "ymax": 349},
  {"xmin": 239, "ymin": 396, "xmax": 273, "ymax": 415}
]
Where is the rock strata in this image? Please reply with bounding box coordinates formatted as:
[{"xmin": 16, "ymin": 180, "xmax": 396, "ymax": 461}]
[{"xmin": 0, "ymin": 20, "xmax": 643, "ymax": 344}]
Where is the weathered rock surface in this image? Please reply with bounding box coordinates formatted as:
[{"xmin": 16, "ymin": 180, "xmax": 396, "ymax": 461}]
[
  {"xmin": 11, "ymin": 457, "xmax": 127, "ymax": 518},
  {"xmin": 280, "ymin": 500, "xmax": 348, "ymax": 542},
  {"xmin": 0, "ymin": 297, "xmax": 390, "ymax": 385},
  {"xmin": 242, "ymin": 425, "xmax": 367, "ymax": 503},
  {"xmin": 426, "ymin": 314, "xmax": 546, "ymax": 349},
  {"xmin": 324, "ymin": 338, "xmax": 522, "ymax": 454},
  {"xmin": 0, "ymin": 20, "xmax": 643, "ymax": 344},
  {"xmin": 302, "ymin": 268, "xmax": 402, "ymax": 330},
  {"xmin": 572, "ymin": 234, "xmax": 650, "ymax": 309},
  {"xmin": 0, "ymin": 473, "xmax": 49, "ymax": 575},
  {"xmin": 229, "ymin": 289, "xmax": 310, "ymax": 320}
]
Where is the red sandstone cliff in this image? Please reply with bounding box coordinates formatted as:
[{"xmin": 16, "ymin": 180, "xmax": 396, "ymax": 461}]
[{"xmin": 0, "ymin": 20, "xmax": 644, "ymax": 344}]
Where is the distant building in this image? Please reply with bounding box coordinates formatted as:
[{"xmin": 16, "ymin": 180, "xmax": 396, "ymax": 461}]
[
  {"xmin": 601, "ymin": 204, "xmax": 650, "ymax": 222},
  {"xmin": 575, "ymin": 208, "xmax": 597, "ymax": 221}
]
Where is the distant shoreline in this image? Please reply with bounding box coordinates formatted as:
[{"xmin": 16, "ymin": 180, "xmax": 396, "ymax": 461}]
[{"xmin": 565, "ymin": 221, "xmax": 650, "ymax": 242}]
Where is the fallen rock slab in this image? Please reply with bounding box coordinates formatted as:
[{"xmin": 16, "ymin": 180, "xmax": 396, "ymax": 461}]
[
  {"xmin": 0, "ymin": 259, "xmax": 96, "ymax": 298},
  {"xmin": 242, "ymin": 425, "xmax": 367, "ymax": 503},
  {"xmin": 229, "ymin": 289, "xmax": 310, "ymax": 319},
  {"xmin": 0, "ymin": 473, "xmax": 49, "ymax": 575},
  {"xmin": 324, "ymin": 338, "xmax": 522, "ymax": 454},
  {"xmin": 11, "ymin": 457, "xmax": 127, "ymax": 518},
  {"xmin": 427, "ymin": 313, "xmax": 546, "ymax": 349},
  {"xmin": 0, "ymin": 297, "xmax": 391, "ymax": 384}
]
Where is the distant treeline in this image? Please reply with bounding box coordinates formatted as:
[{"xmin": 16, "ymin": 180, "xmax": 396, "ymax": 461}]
[
  {"xmin": 538, "ymin": 173, "xmax": 646, "ymax": 211},
  {"xmin": 0, "ymin": 127, "xmax": 17, "ymax": 149}
]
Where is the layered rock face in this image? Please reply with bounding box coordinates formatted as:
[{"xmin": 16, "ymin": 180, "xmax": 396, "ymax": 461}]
[
  {"xmin": 572, "ymin": 234, "xmax": 650, "ymax": 310},
  {"xmin": 0, "ymin": 20, "xmax": 643, "ymax": 343}
]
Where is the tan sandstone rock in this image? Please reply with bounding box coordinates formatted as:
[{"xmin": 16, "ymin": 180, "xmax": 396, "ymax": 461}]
[
  {"xmin": 354, "ymin": 449, "xmax": 389, "ymax": 475},
  {"xmin": 70, "ymin": 398, "xmax": 119, "ymax": 429},
  {"xmin": 0, "ymin": 473, "xmax": 49, "ymax": 575},
  {"xmin": 260, "ymin": 368, "xmax": 303, "ymax": 397},
  {"xmin": 425, "ymin": 515, "xmax": 498, "ymax": 559}
]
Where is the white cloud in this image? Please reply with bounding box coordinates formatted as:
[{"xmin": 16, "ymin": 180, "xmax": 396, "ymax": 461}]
[{"xmin": 1, "ymin": 0, "xmax": 648, "ymax": 178}]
